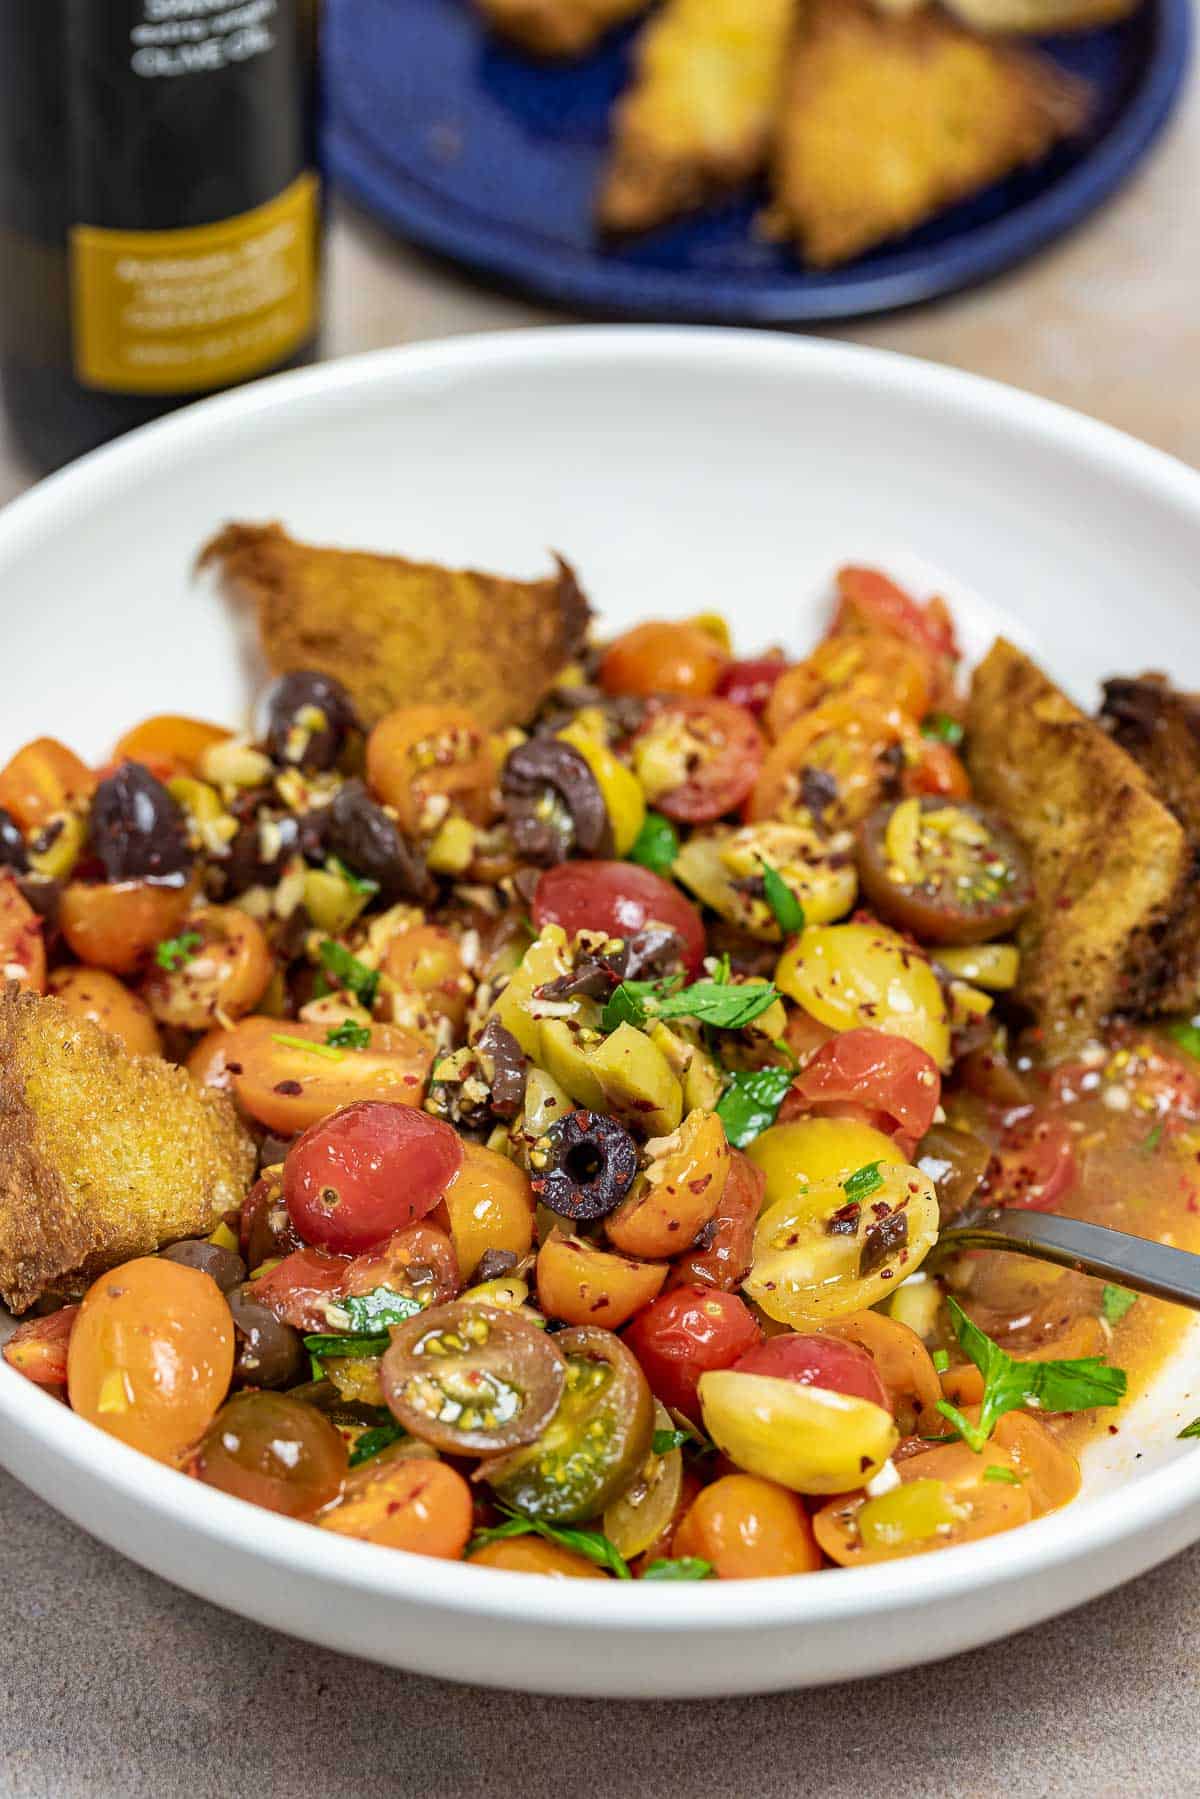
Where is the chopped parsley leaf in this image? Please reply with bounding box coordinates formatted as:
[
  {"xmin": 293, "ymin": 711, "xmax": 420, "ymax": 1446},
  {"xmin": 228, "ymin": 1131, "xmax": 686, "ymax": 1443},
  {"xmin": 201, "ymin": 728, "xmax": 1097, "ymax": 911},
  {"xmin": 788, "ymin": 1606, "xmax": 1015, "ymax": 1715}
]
[
  {"xmin": 652, "ymin": 1429, "xmax": 690, "ymax": 1457},
  {"xmin": 271, "ymin": 1032, "xmax": 345, "ymax": 1062},
  {"xmin": 1139, "ymin": 1123, "xmax": 1164, "ymax": 1155},
  {"xmin": 843, "ymin": 1161, "xmax": 885, "ymax": 1205},
  {"xmin": 1166, "ymin": 1019, "xmax": 1200, "ymax": 1062},
  {"xmin": 932, "ymin": 1349, "xmax": 950, "ymax": 1374},
  {"xmin": 318, "ymin": 939, "xmax": 379, "ymax": 1008},
  {"xmin": 936, "ymin": 1296, "xmax": 1126, "ymax": 1453},
  {"xmin": 921, "ymin": 713, "xmax": 965, "ymax": 748},
  {"xmin": 1178, "ymin": 1418, "xmax": 1200, "ymax": 1440},
  {"xmin": 155, "ymin": 930, "xmax": 202, "ymax": 972},
  {"xmin": 326, "ymin": 855, "xmax": 380, "ymax": 898},
  {"xmin": 603, "ymin": 978, "xmax": 779, "ymax": 1034},
  {"xmin": 759, "ymin": 860, "xmax": 805, "ymax": 938},
  {"xmin": 467, "ymin": 1508, "xmax": 631, "ymax": 1579},
  {"xmin": 1101, "ymin": 1284, "xmax": 1137, "ymax": 1325},
  {"xmin": 326, "ymin": 1020, "xmax": 371, "ymax": 1051},
  {"xmin": 641, "ymin": 1558, "xmax": 714, "ymax": 1581},
  {"xmin": 715, "ymin": 1065, "xmax": 794, "ymax": 1149},
  {"xmin": 340, "ymin": 1287, "xmax": 423, "ymax": 1333},
  {"xmin": 348, "ymin": 1422, "xmax": 406, "ymax": 1469},
  {"xmin": 628, "ymin": 811, "xmax": 680, "ymax": 877},
  {"xmin": 982, "ymin": 1465, "xmax": 1022, "ymax": 1486}
]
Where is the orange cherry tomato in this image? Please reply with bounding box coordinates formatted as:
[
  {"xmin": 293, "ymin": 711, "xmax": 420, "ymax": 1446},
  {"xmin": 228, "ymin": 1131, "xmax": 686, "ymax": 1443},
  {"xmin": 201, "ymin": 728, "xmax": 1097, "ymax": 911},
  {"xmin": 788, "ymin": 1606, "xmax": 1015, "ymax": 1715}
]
[
  {"xmin": 111, "ymin": 715, "xmax": 232, "ymax": 778},
  {"xmin": 470, "ymin": 1536, "xmax": 606, "ymax": 1578},
  {"xmin": 48, "ymin": 966, "xmax": 162, "ymax": 1056},
  {"xmin": 222, "ymin": 1015, "xmax": 433, "ymax": 1134},
  {"xmin": 0, "ymin": 737, "xmax": 94, "ymax": 832},
  {"xmin": 320, "ymin": 1453, "xmax": 473, "ymax": 1558},
  {"xmin": 67, "ymin": 1257, "xmax": 234, "ymax": 1466},
  {"xmin": 366, "ymin": 705, "xmax": 496, "ymax": 837},
  {"xmin": 599, "ymin": 620, "xmax": 730, "ymax": 699},
  {"xmin": 0, "ymin": 873, "xmax": 45, "ymax": 993},
  {"xmin": 383, "ymin": 923, "xmax": 470, "ymax": 1035},
  {"xmin": 194, "ymin": 1391, "xmax": 347, "ymax": 1517},
  {"xmin": 433, "ymin": 1141, "xmax": 534, "ymax": 1279},
  {"xmin": 991, "ymin": 1411, "xmax": 1080, "ymax": 1516},
  {"xmin": 187, "ymin": 1025, "xmax": 242, "ymax": 1091},
  {"xmin": 667, "ymin": 1145, "xmax": 764, "ymax": 1292},
  {"xmin": 672, "ymin": 1473, "xmax": 822, "ymax": 1578},
  {"xmin": 746, "ymin": 696, "xmax": 905, "ymax": 828},
  {"xmin": 536, "ymin": 1230, "xmax": 667, "ymax": 1329},
  {"xmin": 903, "ymin": 736, "xmax": 971, "ymax": 800},
  {"xmin": 820, "ymin": 1310, "xmax": 944, "ymax": 1438},
  {"xmin": 605, "ymin": 1109, "xmax": 730, "ymax": 1261},
  {"xmin": 59, "ymin": 878, "xmax": 194, "ymax": 975},
  {"xmin": 141, "ymin": 904, "xmax": 273, "ymax": 1030},
  {"xmin": 831, "ymin": 568, "xmax": 960, "ymax": 711},
  {"xmin": 2, "ymin": 1304, "xmax": 80, "ymax": 1390},
  {"xmin": 764, "ymin": 635, "xmax": 931, "ymax": 742}
]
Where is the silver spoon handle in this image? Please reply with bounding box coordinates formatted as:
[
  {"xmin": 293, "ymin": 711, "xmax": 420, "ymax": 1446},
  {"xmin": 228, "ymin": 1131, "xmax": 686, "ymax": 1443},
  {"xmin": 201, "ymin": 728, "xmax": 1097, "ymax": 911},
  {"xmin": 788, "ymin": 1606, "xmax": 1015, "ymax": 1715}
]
[{"xmin": 936, "ymin": 1208, "xmax": 1200, "ymax": 1311}]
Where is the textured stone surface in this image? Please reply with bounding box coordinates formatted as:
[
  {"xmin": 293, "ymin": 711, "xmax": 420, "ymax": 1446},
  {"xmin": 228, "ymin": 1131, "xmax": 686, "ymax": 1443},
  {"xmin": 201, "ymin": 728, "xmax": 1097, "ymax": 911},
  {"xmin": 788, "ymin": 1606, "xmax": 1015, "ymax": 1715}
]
[{"xmin": 1, "ymin": 65, "xmax": 1197, "ymax": 1794}]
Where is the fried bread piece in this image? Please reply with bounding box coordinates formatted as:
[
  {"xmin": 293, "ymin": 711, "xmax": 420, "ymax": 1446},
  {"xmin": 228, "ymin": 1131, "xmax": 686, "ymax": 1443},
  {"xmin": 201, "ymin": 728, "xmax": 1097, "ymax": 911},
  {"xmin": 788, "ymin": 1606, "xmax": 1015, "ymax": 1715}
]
[
  {"xmin": 967, "ymin": 641, "xmax": 1187, "ymax": 1049},
  {"xmin": 768, "ymin": 0, "xmax": 1089, "ymax": 268},
  {"xmin": 474, "ymin": 0, "xmax": 649, "ymax": 57},
  {"xmin": 1101, "ymin": 676, "xmax": 1200, "ymax": 1015},
  {"xmin": 597, "ymin": 0, "xmax": 797, "ymax": 234},
  {"xmin": 0, "ymin": 986, "xmax": 255, "ymax": 1314},
  {"xmin": 201, "ymin": 523, "xmax": 591, "ymax": 734}
]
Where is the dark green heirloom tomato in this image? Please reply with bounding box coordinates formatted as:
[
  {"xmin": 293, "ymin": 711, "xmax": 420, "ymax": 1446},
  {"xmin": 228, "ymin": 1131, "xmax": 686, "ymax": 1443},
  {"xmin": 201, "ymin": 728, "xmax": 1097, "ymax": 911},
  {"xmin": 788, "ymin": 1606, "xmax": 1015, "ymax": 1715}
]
[
  {"xmin": 482, "ymin": 1325, "xmax": 654, "ymax": 1525},
  {"xmin": 381, "ymin": 1300, "xmax": 567, "ymax": 1456}
]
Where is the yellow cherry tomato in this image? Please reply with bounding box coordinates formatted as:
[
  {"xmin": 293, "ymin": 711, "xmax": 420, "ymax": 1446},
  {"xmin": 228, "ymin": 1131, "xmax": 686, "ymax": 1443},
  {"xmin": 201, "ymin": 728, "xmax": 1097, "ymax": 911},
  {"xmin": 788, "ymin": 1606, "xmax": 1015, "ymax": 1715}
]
[
  {"xmin": 556, "ymin": 713, "xmax": 646, "ymax": 857},
  {"xmin": 67, "ymin": 1257, "xmax": 234, "ymax": 1466},
  {"xmin": 776, "ymin": 921, "xmax": 951, "ymax": 1068},
  {"xmin": 699, "ymin": 1369, "xmax": 898, "ymax": 1495},
  {"xmin": 744, "ymin": 1162, "xmax": 940, "ymax": 1328},
  {"xmin": 673, "ymin": 822, "xmax": 858, "ymax": 942},
  {"xmin": 434, "ymin": 1140, "xmax": 535, "ymax": 1277},
  {"xmin": 602, "ymin": 1401, "xmax": 684, "ymax": 1560},
  {"xmin": 747, "ymin": 1117, "xmax": 905, "ymax": 1213}
]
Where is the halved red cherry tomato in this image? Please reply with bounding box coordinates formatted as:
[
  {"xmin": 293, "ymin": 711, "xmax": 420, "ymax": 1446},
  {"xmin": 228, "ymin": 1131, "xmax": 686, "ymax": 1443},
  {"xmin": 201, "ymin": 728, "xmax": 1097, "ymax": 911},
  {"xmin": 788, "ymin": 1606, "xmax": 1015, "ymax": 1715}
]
[
  {"xmin": 631, "ymin": 698, "xmax": 765, "ymax": 823},
  {"xmin": 779, "ymin": 1028, "xmax": 941, "ymax": 1158},
  {"xmin": 600, "ymin": 621, "xmax": 730, "ymax": 699},
  {"xmin": 253, "ymin": 1222, "xmax": 459, "ymax": 1332},
  {"xmin": 532, "ymin": 861, "xmax": 705, "ymax": 979},
  {"xmin": 731, "ymin": 1333, "xmax": 889, "ymax": 1412},
  {"xmin": 283, "ymin": 1101, "xmax": 464, "ymax": 1254},
  {"xmin": 667, "ymin": 1146, "xmax": 764, "ymax": 1292},
  {"xmin": 2, "ymin": 1304, "xmax": 80, "ymax": 1389},
  {"xmin": 623, "ymin": 1285, "xmax": 762, "ymax": 1421},
  {"xmin": 0, "ymin": 873, "xmax": 45, "ymax": 993},
  {"xmin": 716, "ymin": 655, "xmax": 787, "ymax": 717},
  {"xmin": 982, "ymin": 1112, "xmax": 1077, "ymax": 1212},
  {"xmin": 832, "ymin": 567, "xmax": 959, "ymax": 667},
  {"xmin": 903, "ymin": 737, "xmax": 971, "ymax": 800}
]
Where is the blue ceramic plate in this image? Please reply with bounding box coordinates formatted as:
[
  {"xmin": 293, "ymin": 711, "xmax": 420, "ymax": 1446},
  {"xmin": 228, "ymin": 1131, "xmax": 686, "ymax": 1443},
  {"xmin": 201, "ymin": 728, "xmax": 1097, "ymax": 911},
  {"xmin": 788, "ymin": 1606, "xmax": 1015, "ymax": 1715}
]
[{"xmin": 324, "ymin": 0, "xmax": 1191, "ymax": 322}]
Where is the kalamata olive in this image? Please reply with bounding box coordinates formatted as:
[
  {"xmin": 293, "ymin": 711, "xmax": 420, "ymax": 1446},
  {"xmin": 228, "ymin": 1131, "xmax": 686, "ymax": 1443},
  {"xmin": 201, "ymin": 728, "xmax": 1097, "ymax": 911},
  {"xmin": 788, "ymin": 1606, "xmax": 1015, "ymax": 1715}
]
[
  {"xmin": 474, "ymin": 1018, "xmax": 527, "ymax": 1120},
  {"xmin": 322, "ymin": 778, "xmax": 430, "ymax": 902},
  {"xmin": 88, "ymin": 762, "xmax": 192, "ymax": 884},
  {"xmin": 257, "ymin": 1131, "xmax": 296, "ymax": 1173},
  {"xmin": 857, "ymin": 797, "xmax": 1032, "ymax": 946},
  {"xmin": 222, "ymin": 812, "xmax": 303, "ymax": 896},
  {"xmin": 160, "ymin": 1239, "xmax": 246, "ymax": 1293},
  {"xmin": 239, "ymin": 1170, "xmax": 303, "ymax": 1270},
  {"xmin": 264, "ymin": 671, "xmax": 359, "ymax": 772},
  {"xmin": 0, "ymin": 807, "xmax": 28, "ymax": 872},
  {"xmin": 227, "ymin": 1283, "xmax": 305, "ymax": 1389},
  {"xmin": 15, "ymin": 873, "xmax": 59, "ymax": 931},
  {"xmin": 530, "ymin": 1109, "xmax": 639, "ymax": 1223},
  {"xmin": 501, "ymin": 739, "xmax": 613, "ymax": 865}
]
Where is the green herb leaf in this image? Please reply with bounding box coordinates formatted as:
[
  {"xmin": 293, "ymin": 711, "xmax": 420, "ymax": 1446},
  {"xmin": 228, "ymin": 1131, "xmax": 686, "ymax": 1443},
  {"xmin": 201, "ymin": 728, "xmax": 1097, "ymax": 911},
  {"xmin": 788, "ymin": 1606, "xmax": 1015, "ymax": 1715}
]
[
  {"xmin": 468, "ymin": 1507, "xmax": 632, "ymax": 1579},
  {"xmin": 641, "ymin": 1558, "xmax": 714, "ymax": 1581},
  {"xmin": 715, "ymin": 1065, "xmax": 794, "ymax": 1149},
  {"xmin": 652, "ymin": 1429, "xmax": 690, "ymax": 1456},
  {"xmin": 843, "ymin": 1161, "xmax": 885, "ymax": 1204},
  {"xmin": 1102, "ymin": 1284, "xmax": 1137, "ymax": 1325},
  {"xmin": 1166, "ymin": 1019, "xmax": 1200, "ymax": 1061},
  {"xmin": 1177, "ymin": 1417, "xmax": 1200, "ymax": 1440},
  {"xmin": 759, "ymin": 860, "xmax": 805, "ymax": 938},
  {"xmin": 603, "ymin": 978, "xmax": 779, "ymax": 1034},
  {"xmin": 341, "ymin": 1287, "xmax": 423, "ymax": 1333},
  {"xmin": 326, "ymin": 1020, "xmax": 372, "ymax": 1051},
  {"xmin": 932, "ymin": 1349, "xmax": 950, "ymax": 1374},
  {"xmin": 938, "ymin": 1296, "xmax": 1126, "ymax": 1452},
  {"xmin": 326, "ymin": 855, "xmax": 381, "ymax": 898},
  {"xmin": 628, "ymin": 811, "xmax": 680, "ymax": 877},
  {"xmin": 155, "ymin": 930, "xmax": 202, "ymax": 972},
  {"xmin": 319, "ymin": 939, "xmax": 380, "ymax": 1008},
  {"xmin": 982, "ymin": 1465, "xmax": 1022, "ymax": 1486},
  {"xmin": 347, "ymin": 1422, "xmax": 406, "ymax": 1469},
  {"xmin": 1138, "ymin": 1122, "xmax": 1164, "ymax": 1155},
  {"xmin": 921, "ymin": 713, "xmax": 965, "ymax": 748},
  {"xmin": 303, "ymin": 1331, "xmax": 391, "ymax": 1363},
  {"xmin": 271, "ymin": 1032, "xmax": 345, "ymax": 1062}
]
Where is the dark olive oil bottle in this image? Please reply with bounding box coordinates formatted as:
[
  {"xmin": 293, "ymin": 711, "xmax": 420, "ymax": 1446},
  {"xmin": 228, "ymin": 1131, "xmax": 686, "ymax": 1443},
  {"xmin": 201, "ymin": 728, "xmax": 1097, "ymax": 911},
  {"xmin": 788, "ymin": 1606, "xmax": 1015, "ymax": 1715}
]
[{"xmin": 0, "ymin": 0, "xmax": 321, "ymax": 471}]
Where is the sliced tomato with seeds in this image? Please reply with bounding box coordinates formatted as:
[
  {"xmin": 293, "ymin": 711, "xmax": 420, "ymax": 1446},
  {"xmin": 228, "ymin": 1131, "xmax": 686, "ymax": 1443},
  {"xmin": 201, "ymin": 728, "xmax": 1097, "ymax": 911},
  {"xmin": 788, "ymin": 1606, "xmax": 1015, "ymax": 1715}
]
[
  {"xmin": 982, "ymin": 1112, "xmax": 1077, "ymax": 1212},
  {"xmin": 382, "ymin": 1298, "xmax": 566, "ymax": 1455},
  {"xmin": 780, "ymin": 1029, "xmax": 941, "ymax": 1158},
  {"xmin": 832, "ymin": 567, "xmax": 959, "ymax": 668},
  {"xmin": 631, "ymin": 698, "xmax": 765, "ymax": 824}
]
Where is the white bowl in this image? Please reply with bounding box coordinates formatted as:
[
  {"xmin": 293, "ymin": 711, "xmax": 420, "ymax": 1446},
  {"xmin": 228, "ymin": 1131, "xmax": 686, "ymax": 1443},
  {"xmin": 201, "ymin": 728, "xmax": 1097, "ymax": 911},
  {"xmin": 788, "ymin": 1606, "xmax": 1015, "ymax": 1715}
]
[{"xmin": 2, "ymin": 327, "xmax": 1200, "ymax": 1697}]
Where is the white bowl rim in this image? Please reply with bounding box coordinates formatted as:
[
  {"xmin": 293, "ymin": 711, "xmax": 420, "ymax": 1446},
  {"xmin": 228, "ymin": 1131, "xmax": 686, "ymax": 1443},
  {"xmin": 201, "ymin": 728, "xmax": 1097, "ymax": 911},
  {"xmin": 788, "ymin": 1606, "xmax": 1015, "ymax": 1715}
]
[{"xmin": 3, "ymin": 323, "xmax": 1200, "ymax": 1635}]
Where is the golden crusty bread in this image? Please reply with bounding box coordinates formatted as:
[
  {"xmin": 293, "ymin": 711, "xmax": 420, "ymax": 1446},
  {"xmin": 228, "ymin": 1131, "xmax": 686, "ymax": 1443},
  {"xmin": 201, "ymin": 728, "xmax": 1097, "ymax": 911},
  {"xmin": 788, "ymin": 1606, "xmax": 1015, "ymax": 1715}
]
[
  {"xmin": 967, "ymin": 641, "xmax": 1187, "ymax": 1050},
  {"xmin": 0, "ymin": 986, "xmax": 255, "ymax": 1314},
  {"xmin": 474, "ymin": 0, "xmax": 649, "ymax": 57},
  {"xmin": 201, "ymin": 523, "xmax": 591, "ymax": 735},
  {"xmin": 597, "ymin": 0, "xmax": 797, "ymax": 234},
  {"xmin": 768, "ymin": 0, "xmax": 1089, "ymax": 268}
]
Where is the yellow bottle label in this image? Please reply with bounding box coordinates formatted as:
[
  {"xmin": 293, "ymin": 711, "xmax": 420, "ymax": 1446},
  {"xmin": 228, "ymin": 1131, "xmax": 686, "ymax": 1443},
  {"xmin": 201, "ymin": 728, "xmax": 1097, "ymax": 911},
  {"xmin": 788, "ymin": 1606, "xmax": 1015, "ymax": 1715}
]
[{"xmin": 70, "ymin": 171, "xmax": 318, "ymax": 396}]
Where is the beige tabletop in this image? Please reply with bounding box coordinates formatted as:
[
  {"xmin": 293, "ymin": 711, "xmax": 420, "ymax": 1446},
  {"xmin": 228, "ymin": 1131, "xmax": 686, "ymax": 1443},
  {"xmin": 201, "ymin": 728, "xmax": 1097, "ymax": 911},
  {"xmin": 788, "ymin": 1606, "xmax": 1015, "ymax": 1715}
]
[{"xmin": 1, "ymin": 62, "xmax": 1199, "ymax": 1799}]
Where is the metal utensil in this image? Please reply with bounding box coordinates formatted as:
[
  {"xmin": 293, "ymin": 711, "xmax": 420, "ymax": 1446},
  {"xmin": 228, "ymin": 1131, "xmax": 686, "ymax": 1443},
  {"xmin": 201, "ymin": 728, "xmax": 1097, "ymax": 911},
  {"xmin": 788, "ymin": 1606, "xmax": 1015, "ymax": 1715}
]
[{"xmin": 936, "ymin": 1208, "xmax": 1200, "ymax": 1310}]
